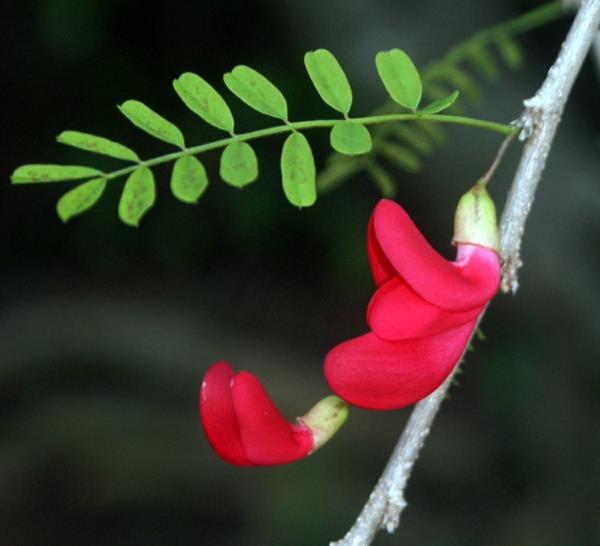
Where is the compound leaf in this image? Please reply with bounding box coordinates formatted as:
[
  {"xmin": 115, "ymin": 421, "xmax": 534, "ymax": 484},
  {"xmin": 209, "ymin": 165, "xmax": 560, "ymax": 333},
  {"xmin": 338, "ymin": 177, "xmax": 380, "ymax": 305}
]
[
  {"xmin": 375, "ymin": 49, "xmax": 422, "ymax": 111},
  {"xmin": 173, "ymin": 72, "xmax": 234, "ymax": 133},
  {"xmin": 330, "ymin": 121, "xmax": 372, "ymax": 155},
  {"xmin": 11, "ymin": 164, "xmax": 103, "ymax": 184},
  {"xmin": 118, "ymin": 100, "xmax": 185, "ymax": 148},
  {"xmin": 57, "ymin": 131, "xmax": 139, "ymax": 162},
  {"xmin": 224, "ymin": 65, "xmax": 288, "ymax": 120},
  {"xmin": 118, "ymin": 167, "xmax": 156, "ymax": 226},
  {"xmin": 281, "ymin": 132, "xmax": 316, "ymax": 207},
  {"xmin": 220, "ymin": 141, "xmax": 258, "ymax": 188},
  {"xmin": 170, "ymin": 155, "xmax": 208, "ymax": 204},
  {"xmin": 57, "ymin": 178, "xmax": 107, "ymax": 222},
  {"xmin": 304, "ymin": 49, "xmax": 352, "ymax": 115}
]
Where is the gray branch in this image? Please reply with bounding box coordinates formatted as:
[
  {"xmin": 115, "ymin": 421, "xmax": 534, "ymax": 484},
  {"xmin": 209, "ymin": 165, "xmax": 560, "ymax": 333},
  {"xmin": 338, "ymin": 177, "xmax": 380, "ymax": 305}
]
[
  {"xmin": 331, "ymin": 1, "xmax": 600, "ymax": 544},
  {"xmin": 501, "ymin": 0, "xmax": 600, "ymax": 292}
]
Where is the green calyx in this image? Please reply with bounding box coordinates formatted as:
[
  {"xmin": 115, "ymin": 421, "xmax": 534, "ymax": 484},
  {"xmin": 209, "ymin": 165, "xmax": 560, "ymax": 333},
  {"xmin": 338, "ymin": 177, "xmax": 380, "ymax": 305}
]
[
  {"xmin": 299, "ymin": 395, "xmax": 349, "ymax": 453},
  {"xmin": 452, "ymin": 181, "xmax": 499, "ymax": 251}
]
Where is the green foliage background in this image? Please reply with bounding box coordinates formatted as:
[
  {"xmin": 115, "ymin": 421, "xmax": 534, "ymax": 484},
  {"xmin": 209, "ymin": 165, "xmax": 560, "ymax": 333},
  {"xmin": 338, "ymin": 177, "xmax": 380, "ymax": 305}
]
[{"xmin": 1, "ymin": 1, "xmax": 598, "ymax": 545}]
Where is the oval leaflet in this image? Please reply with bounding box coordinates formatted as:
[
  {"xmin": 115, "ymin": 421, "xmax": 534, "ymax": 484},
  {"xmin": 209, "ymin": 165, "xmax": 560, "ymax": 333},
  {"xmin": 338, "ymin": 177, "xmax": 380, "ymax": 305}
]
[
  {"xmin": 118, "ymin": 167, "xmax": 156, "ymax": 227},
  {"xmin": 330, "ymin": 122, "xmax": 372, "ymax": 155},
  {"xmin": 224, "ymin": 65, "xmax": 288, "ymax": 120},
  {"xmin": 57, "ymin": 178, "xmax": 107, "ymax": 222},
  {"xmin": 118, "ymin": 100, "xmax": 185, "ymax": 148},
  {"xmin": 220, "ymin": 141, "xmax": 259, "ymax": 188},
  {"xmin": 375, "ymin": 49, "xmax": 422, "ymax": 111},
  {"xmin": 11, "ymin": 164, "xmax": 103, "ymax": 184},
  {"xmin": 173, "ymin": 72, "xmax": 234, "ymax": 133},
  {"xmin": 57, "ymin": 131, "xmax": 139, "ymax": 162},
  {"xmin": 304, "ymin": 49, "xmax": 353, "ymax": 115},
  {"xmin": 171, "ymin": 155, "xmax": 209, "ymax": 204},
  {"xmin": 280, "ymin": 132, "xmax": 316, "ymax": 207}
]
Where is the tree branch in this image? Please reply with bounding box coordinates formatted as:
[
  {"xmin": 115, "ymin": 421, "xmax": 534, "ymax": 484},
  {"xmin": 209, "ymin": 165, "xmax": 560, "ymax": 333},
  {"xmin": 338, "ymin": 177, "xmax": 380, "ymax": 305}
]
[
  {"xmin": 501, "ymin": 0, "xmax": 600, "ymax": 292},
  {"xmin": 330, "ymin": 1, "xmax": 600, "ymax": 544}
]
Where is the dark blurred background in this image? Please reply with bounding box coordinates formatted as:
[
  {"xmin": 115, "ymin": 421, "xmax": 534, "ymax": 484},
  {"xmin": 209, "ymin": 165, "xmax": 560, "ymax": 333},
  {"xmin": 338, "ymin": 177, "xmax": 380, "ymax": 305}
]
[{"xmin": 1, "ymin": 1, "xmax": 599, "ymax": 545}]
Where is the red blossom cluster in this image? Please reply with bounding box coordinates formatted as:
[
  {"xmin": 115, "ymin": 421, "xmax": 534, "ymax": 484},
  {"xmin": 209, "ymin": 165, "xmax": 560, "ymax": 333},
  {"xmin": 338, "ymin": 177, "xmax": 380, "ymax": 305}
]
[{"xmin": 200, "ymin": 185, "xmax": 500, "ymax": 466}]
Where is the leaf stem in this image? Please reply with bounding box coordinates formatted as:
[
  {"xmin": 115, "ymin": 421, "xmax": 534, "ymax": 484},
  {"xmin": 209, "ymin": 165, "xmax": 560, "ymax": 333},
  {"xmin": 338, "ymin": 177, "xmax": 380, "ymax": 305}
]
[{"xmin": 104, "ymin": 113, "xmax": 513, "ymax": 182}]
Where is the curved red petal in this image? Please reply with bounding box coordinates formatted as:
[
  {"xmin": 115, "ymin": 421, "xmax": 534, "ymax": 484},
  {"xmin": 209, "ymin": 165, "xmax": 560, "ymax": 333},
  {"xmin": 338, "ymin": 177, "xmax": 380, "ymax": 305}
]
[
  {"xmin": 324, "ymin": 322, "xmax": 475, "ymax": 410},
  {"xmin": 199, "ymin": 361, "xmax": 252, "ymax": 466},
  {"xmin": 231, "ymin": 372, "xmax": 313, "ymax": 466},
  {"xmin": 372, "ymin": 199, "xmax": 500, "ymax": 311},
  {"xmin": 367, "ymin": 276, "xmax": 483, "ymax": 340},
  {"xmin": 367, "ymin": 213, "xmax": 396, "ymax": 287}
]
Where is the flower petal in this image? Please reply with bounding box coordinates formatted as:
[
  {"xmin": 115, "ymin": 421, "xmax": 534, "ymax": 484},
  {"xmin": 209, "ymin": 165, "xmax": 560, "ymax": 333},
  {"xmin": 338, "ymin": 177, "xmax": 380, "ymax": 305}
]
[
  {"xmin": 199, "ymin": 361, "xmax": 252, "ymax": 466},
  {"xmin": 367, "ymin": 213, "xmax": 396, "ymax": 287},
  {"xmin": 372, "ymin": 199, "xmax": 500, "ymax": 311},
  {"xmin": 367, "ymin": 276, "xmax": 483, "ymax": 340},
  {"xmin": 324, "ymin": 322, "xmax": 475, "ymax": 410},
  {"xmin": 231, "ymin": 371, "xmax": 313, "ymax": 466}
]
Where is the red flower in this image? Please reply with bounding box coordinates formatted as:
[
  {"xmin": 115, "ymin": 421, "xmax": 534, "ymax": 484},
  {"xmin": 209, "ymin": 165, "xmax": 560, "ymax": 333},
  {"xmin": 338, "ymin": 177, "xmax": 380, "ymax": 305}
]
[
  {"xmin": 324, "ymin": 193, "xmax": 501, "ymax": 410},
  {"xmin": 200, "ymin": 361, "xmax": 348, "ymax": 466}
]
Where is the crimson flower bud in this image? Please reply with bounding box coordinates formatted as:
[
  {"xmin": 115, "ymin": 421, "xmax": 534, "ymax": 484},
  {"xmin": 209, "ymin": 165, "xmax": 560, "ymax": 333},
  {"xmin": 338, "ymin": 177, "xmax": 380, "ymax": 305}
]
[
  {"xmin": 324, "ymin": 193, "xmax": 500, "ymax": 410},
  {"xmin": 200, "ymin": 361, "xmax": 348, "ymax": 466}
]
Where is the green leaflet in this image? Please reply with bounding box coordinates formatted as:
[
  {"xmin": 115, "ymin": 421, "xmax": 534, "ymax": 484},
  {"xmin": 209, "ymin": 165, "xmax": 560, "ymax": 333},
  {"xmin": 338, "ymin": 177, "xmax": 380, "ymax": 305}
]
[
  {"xmin": 379, "ymin": 142, "xmax": 423, "ymax": 173},
  {"xmin": 173, "ymin": 72, "xmax": 235, "ymax": 133},
  {"xmin": 57, "ymin": 178, "xmax": 107, "ymax": 222},
  {"xmin": 330, "ymin": 121, "xmax": 372, "ymax": 155},
  {"xmin": 170, "ymin": 155, "xmax": 209, "ymax": 204},
  {"xmin": 118, "ymin": 167, "xmax": 156, "ymax": 226},
  {"xmin": 224, "ymin": 65, "xmax": 288, "ymax": 120},
  {"xmin": 419, "ymin": 90, "xmax": 459, "ymax": 114},
  {"xmin": 366, "ymin": 162, "xmax": 396, "ymax": 198},
  {"xmin": 220, "ymin": 141, "xmax": 258, "ymax": 188},
  {"xmin": 281, "ymin": 132, "xmax": 316, "ymax": 207},
  {"xmin": 118, "ymin": 100, "xmax": 185, "ymax": 148},
  {"xmin": 304, "ymin": 49, "xmax": 352, "ymax": 115},
  {"xmin": 57, "ymin": 131, "xmax": 139, "ymax": 162},
  {"xmin": 375, "ymin": 49, "xmax": 422, "ymax": 111},
  {"xmin": 11, "ymin": 164, "xmax": 103, "ymax": 183}
]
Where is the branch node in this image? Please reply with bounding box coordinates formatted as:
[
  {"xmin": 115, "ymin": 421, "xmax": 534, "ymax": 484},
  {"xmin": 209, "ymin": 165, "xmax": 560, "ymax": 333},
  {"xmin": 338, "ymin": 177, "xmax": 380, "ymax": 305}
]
[
  {"xmin": 501, "ymin": 253, "xmax": 523, "ymax": 293},
  {"xmin": 381, "ymin": 495, "xmax": 406, "ymax": 533},
  {"xmin": 516, "ymin": 102, "xmax": 543, "ymax": 141}
]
